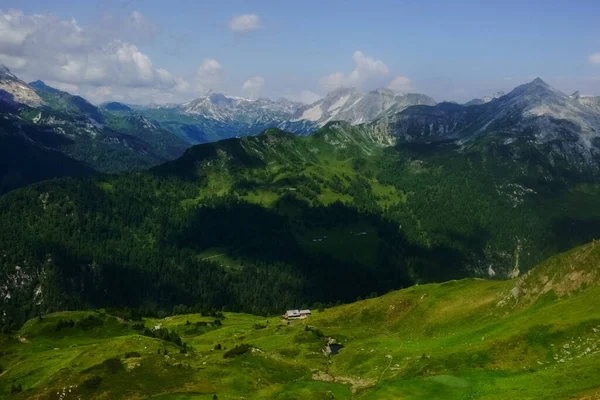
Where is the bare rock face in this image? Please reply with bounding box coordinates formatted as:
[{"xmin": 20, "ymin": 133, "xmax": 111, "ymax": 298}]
[
  {"xmin": 0, "ymin": 65, "xmax": 43, "ymax": 108},
  {"xmin": 384, "ymin": 78, "xmax": 600, "ymax": 167},
  {"xmin": 290, "ymin": 87, "xmax": 436, "ymax": 127}
]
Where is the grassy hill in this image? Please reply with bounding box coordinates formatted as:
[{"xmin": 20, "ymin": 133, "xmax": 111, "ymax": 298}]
[{"xmin": 2, "ymin": 241, "xmax": 600, "ymax": 399}]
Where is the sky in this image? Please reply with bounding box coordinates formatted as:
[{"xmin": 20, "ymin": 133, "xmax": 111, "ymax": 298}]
[{"xmin": 1, "ymin": 0, "xmax": 600, "ymax": 105}]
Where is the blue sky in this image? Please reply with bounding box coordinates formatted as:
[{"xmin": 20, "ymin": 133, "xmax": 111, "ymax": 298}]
[{"xmin": 1, "ymin": 0, "xmax": 600, "ymax": 104}]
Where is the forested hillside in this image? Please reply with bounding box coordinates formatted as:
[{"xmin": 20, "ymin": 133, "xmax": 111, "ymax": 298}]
[{"xmin": 2, "ymin": 121, "xmax": 600, "ymax": 332}]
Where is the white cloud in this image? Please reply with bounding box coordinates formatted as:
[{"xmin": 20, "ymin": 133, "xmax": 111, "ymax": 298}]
[
  {"xmin": 284, "ymin": 89, "xmax": 321, "ymax": 104},
  {"xmin": 44, "ymin": 80, "xmax": 81, "ymax": 95},
  {"xmin": 229, "ymin": 14, "xmax": 261, "ymax": 33},
  {"xmin": 242, "ymin": 76, "xmax": 265, "ymax": 98},
  {"xmin": 320, "ymin": 51, "xmax": 391, "ymax": 91},
  {"xmin": 590, "ymin": 53, "xmax": 600, "ymax": 64},
  {"xmin": 193, "ymin": 58, "xmax": 224, "ymax": 92},
  {"xmin": 387, "ymin": 75, "xmax": 414, "ymax": 93},
  {"xmin": 0, "ymin": 9, "xmax": 190, "ymax": 104}
]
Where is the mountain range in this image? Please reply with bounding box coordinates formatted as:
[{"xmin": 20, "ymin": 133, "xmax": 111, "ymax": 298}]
[
  {"xmin": 135, "ymin": 86, "xmax": 438, "ymax": 143},
  {"xmin": 384, "ymin": 78, "xmax": 600, "ymax": 167},
  {"xmin": 3, "ymin": 72, "xmax": 600, "ymax": 329},
  {"xmin": 0, "ymin": 65, "xmax": 443, "ymax": 192},
  {"xmin": 0, "ymin": 66, "xmax": 192, "ymax": 193},
  {"xmin": 1, "ymin": 63, "xmax": 600, "ymax": 198}
]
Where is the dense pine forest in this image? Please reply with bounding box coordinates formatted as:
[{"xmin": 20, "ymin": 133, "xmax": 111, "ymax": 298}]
[{"xmin": 2, "ymin": 123, "xmax": 600, "ymax": 332}]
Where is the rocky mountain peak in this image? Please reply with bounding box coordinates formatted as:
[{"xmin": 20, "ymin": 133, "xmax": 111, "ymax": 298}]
[
  {"xmin": 0, "ymin": 64, "xmax": 17, "ymax": 80},
  {"xmin": 530, "ymin": 77, "xmax": 549, "ymax": 86},
  {"xmin": 0, "ymin": 65, "xmax": 43, "ymax": 107}
]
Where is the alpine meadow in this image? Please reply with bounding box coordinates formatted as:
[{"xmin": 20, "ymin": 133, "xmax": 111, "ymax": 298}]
[{"xmin": 2, "ymin": 2, "xmax": 600, "ymax": 399}]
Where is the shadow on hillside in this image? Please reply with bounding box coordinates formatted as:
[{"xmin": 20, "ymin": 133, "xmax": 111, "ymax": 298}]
[
  {"xmin": 550, "ymin": 217, "xmax": 600, "ymax": 253},
  {"xmin": 175, "ymin": 198, "xmax": 474, "ymax": 303}
]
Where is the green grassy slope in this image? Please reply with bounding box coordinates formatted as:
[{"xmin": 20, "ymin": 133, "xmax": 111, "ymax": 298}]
[{"xmin": 2, "ymin": 241, "xmax": 600, "ymax": 399}]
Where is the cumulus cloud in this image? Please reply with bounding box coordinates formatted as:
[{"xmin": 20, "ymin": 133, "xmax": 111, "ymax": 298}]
[
  {"xmin": 320, "ymin": 51, "xmax": 390, "ymax": 91},
  {"xmin": 284, "ymin": 89, "xmax": 321, "ymax": 104},
  {"xmin": 0, "ymin": 9, "xmax": 188, "ymax": 104},
  {"xmin": 242, "ymin": 76, "xmax": 265, "ymax": 98},
  {"xmin": 387, "ymin": 75, "xmax": 414, "ymax": 93},
  {"xmin": 193, "ymin": 58, "xmax": 224, "ymax": 92},
  {"xmin": 229, "ymin": 14, "xmax": 261, "ymax": 33},
  {"xmin": 590, "ymin": 53, "xmax": 600, "ymax": 64}
]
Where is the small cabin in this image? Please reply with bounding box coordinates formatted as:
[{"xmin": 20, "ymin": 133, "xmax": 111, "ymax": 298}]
[
  {"xmin": 284, "ymin": 310, "xmax": 300, "ymax": 319},
  {"xmin": 284, "ymin": 309, "xmax": 311, "ymax": 319}
]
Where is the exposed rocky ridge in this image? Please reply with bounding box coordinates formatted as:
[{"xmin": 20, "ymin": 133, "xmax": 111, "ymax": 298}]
[
  {"xmin": 378, "ymin": 78, "xmax": 600, "ymax": 167},
  {"xmin": 0, "ymin": 65, "xmax": 43, "ymax": 107},
  {"xmin": 290, "ymin": 87, "xmax": 436, "ymax": 127}
]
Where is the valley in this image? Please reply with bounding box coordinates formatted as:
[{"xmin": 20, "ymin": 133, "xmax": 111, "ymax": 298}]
[
  {"xmin": 2, "ymin": 241, "xmax": 600, "ymax": 399},
  {"xmin": 2, "ymin": 59, "xmax": 600, "ymax": 400},
  {"xmin": 2, "ymin": 3, "xmax": 600, "ymax": 398}
]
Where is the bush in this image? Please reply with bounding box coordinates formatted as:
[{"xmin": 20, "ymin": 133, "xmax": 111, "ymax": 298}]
[
  {"xmin": 278, "ymin": 347, "xmax": 300, "ymax": 357},
  {"xmin": 81, "ymin": 375, "xmax": 103, "ymax": 391},
  {"xmin": 253, "ymin": 323, "xmax": 266, "ymax": 330},
  {"xmin": 102, "ymin": 358, "xmax": 123, "ymax": 374},
  {"xmin": 77, "ymin": 315, "xmax": 104, "ymax": 330},
  {"xmin": 214, "ymin": 343, "xmax": 222, "ymax": 350},
  {"xmin": 125, "ymin": 351, "xmax": 141, "ymax": 358},
  {"xmin": 223, "ymin": 344, "xmax": 250, "ymax": 359},
  {"xmin": 10, "ymin": 383, "xmax": 22, "ymax": 394},
  {"xmin": 132, "ymin": 323, "xmax": 144, "ymax": 331},
  {"xmin": 55, "ymin": 319, "xmax": 75, "ymax": 331},
  {"xmin": 142, "ymin": 327, "xmax": 184, "ymax": 347}
]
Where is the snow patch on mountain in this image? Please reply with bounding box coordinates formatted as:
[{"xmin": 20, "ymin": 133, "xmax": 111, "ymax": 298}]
[
  {"xmin": 328, "ymin": 94, "xmax": 351, "ymax": 113},
  {"xmin": 291, "ymin": 88, "xmax": 436, "ymax": 128},
  {"xmin": 298, "ymin": 104, "xmax": 323, "ymax": 121}
]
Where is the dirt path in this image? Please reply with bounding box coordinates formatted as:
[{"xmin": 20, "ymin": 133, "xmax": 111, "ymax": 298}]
[{"xmin": 312, "ymin": 371, "xmax": 376, "ymax": 394}]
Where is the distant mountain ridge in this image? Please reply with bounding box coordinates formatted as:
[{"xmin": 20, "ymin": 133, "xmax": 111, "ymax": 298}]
[
  {"xmin": 3, "ymin": 63, "xmax": 600, "ymax": 193},
  {"xmin": 135, "ymin": 87, "xmax": 437, "ymax": 143},
  {"xmin": 0, "ymin": 65, "xmax": 189, "ymax": 193},
  {"xmin": 290, "ymin": 87, "xmax": 436, "ymax": 127},
  {"xmin": 381, "ymin": 78, "xmax": 600, "ymax": 168}
]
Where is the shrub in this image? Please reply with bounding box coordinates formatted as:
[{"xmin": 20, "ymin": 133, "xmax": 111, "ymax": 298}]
[
  {"xmin": 55, "ymin": 319, "xmax": 75, "ymax": 331},
  {"xmin": 102, "ymin": 358, "xmax": 123, "ymax": 374},
  {"xmin": 77, "ymin": 315, "xmax": 104, "ymax": 330},
  {"xmin": 253, "ymin": 323, "xmax": 266, "ymax": 330},
  {"xmin": 223, "ymin": 344, "xmax": 250, "ymax": 359},
  {"xmin": 132, "ymin": 323, "xmax": 144, "ymax": 331},
  {"xmin": 10, "ymin": 384, "xmax": 22, "ymax": 394},
  {"xmin": 214, "ymin": 343, "xmax": 222, "ymax": 350},
  {"xmin": 125, "ymin": 351, "xmax": 141, "ymax": 358},
  {"xmin": 278, "ymin": 347, "xmax": 300, "ymax": 357},
  {"xmin": 81, "ymin": 376, "xmax": 103, "ymax": 391}
]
